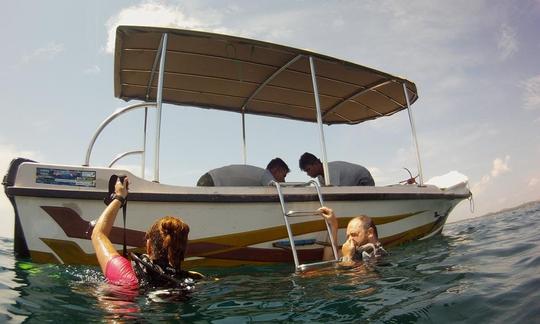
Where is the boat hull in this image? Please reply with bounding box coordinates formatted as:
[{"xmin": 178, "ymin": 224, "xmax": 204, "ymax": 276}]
[{"xmin": 4, "ymin": 160, "xmax": 470, "ymax": 268}]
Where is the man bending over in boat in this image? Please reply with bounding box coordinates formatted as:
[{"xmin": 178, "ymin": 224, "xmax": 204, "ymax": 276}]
[
  {"xmin": 197, "ymin": 157, "xmax": 290, "ymax": 186},
  {"xmin": 91, "ymin": 177, "xmax": 203, "ymax": 289},
  {"xmin": 299, "ymin": 152, "xmax": 375, "ymax": 186},
  {"xmin": 319, "ymin": 207, "xmax": 387, "ymax": 265}
]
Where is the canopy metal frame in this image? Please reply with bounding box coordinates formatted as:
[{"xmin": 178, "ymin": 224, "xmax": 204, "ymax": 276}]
[
  {"xmin": 240, "ymin": 54, "xmax": 303, "ymax": 163},
  {"xmin": 309, "ymin": 56, "xmax": 331, "ymax": 185},
  {"xmin": 85, "ymin": 29, "xmax": 425, "ymax": 187},
  {"xmin": 83, "ymin": 102, "xmax": 157, "ymax": 172},
  {"xmin": 235, "ymin": 53, "xmax": 331, "ymax": 180},
  {"xmin": 152, "ymin": 33, "xmax": 168, "ymax": 183},
  {"xmin": 403, "ymin": 83, "xmax": 424, "ymax": 186}
]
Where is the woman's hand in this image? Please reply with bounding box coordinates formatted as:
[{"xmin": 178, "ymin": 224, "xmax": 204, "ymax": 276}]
[{"xmin": 115, "ymin": 177, "xmax": 129, "ymax": 199}]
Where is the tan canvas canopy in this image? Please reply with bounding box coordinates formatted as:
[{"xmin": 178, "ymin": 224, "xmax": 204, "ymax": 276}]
[{"xmin": 114, "ymin": 25, "xmax": 418, "ymax": 125}]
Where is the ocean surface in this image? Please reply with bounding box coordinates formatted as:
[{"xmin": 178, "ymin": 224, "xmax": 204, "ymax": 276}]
[{"xmin": 1, "ymin": 202, "xmax": 539, "ymax": 323}]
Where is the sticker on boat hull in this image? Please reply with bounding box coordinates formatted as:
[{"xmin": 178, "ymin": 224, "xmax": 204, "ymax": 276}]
[{"xmin": 36, "ymin": 168, "xmax": 96, "ymax": 187}]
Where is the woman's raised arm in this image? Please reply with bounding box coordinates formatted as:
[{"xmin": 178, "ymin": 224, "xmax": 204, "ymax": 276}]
[{"xmin": 91, "ymin": 178, "xmax": 128, "ymax": 274}]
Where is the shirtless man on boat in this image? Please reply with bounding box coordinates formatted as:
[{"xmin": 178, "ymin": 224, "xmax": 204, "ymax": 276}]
[
  {"xmin": 197, "ymin": 157, "xmax": 290, "ymax": 186},
  {"xmin": 299, "ymin": 152, "xmax": 375, "ymax": 186},
  {"xmin": 319, "ymin": 207, "xmax": 386, "ymax": 265}
]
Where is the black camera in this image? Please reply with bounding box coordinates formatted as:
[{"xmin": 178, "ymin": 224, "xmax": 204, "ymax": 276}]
[
  {"xmin": 104, "ymin": 174, "xmax": 128, "ymax": 206},
  {"xmin": 117, "ymin": 175, "xmax": 127, "ymax": 187}
]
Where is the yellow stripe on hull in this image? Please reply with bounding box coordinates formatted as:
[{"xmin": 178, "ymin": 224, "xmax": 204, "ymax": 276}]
[{"xmin": 35, "ymin": 216, "xmax": 443, "ymax": 267}]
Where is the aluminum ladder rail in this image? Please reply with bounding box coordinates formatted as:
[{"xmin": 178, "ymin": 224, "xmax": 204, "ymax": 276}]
[{"xmin": 272, "ymin": 180, "xmax": 340, "ymax": 271}]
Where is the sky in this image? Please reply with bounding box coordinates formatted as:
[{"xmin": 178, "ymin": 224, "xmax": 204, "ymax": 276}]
[{"xmin": 1, "ymin": 0, "xmax": 539, "ymax": 237}]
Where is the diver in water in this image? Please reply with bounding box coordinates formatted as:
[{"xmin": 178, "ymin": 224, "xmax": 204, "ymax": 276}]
[
  {"xmin": 91, "ymin": 177, "xmax": 203, "ymax": 289},
  {"xmin": 319, "ymin": 207, "xmax": 387, "ymax": 266}
]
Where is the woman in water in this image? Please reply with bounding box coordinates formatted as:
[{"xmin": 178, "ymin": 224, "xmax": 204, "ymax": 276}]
[{"xmin": 91, "ymin": 177, "xmax": 202, "ymax": 287}]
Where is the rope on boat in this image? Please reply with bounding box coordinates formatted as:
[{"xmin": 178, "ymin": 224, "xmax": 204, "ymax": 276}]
[{"xmin": 468, "ymin": 192, "xmax": 475, "ymax": 213}]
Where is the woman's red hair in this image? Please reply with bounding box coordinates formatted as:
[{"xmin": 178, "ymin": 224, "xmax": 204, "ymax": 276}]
[{"xmin": 145, "ymin": 216, "xmax": 189, "ymax": 270}]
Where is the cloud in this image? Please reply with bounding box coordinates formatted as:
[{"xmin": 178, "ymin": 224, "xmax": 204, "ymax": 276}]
[
  {"xmin": 104, "ymin": 1, "xmax": 228, "ymax": 53},
  {"xmin": 83, "ymin": 65, "xmax": 101, "ymax": 75},
  {"xmin": 0, "ymin": 143, "xmax": 42, "ymax": 238},
  {"xmin": 472, "ymin": 174, "xmax": 491, "ymax": 195},
  {"xmin": 367, "ymin": 166, "xmax": 384, "ymax": 181},
  {"xmin": 497, "ymin": 23, "xmax": 518, "ymax": 60},
  {"xmin": 21, "ymin": 42, "xmax": 64, "ymax": 64},
  {"xmin": 419, "ymin": 122, "xmax": 499, "ymax": 160},
  {"xmin": 0, "ymin": 143, "xmax": 42, "ymax": 173},
  {"xmin": 529, "ymin": 177, "xmax": 539, "ymax": 187},
  {"xmin": 332, "ymin": 17, "xmax": 345, "ymax": 28},
  {"xmin": 497, "ymin": 196, "xmax": 508, "ymax": 205},
  {"xmin": 522, "ymin": 75, "xmax": 540, "ymax": 110},
  {"xmin": 113, "ymin": 163, "xmax": 151, "ymax": 179},
  {"xmin": 472, "ymin": 155, "xmax": 511, "ymax": 195},
  {"xmin": 491, "ymin": 155, "xmax": 510, "ymax": 177}
]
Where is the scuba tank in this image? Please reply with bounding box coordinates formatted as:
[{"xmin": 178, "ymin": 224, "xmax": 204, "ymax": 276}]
[
  {"xmin": 355, "ymin": 242, "xmax": 388, "ymax": 261},
  {"xmin": 130, "ymin": 252, "xmax": 203, "ymax": 289}
]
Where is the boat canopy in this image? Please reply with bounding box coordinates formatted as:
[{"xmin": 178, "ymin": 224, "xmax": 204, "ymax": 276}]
[{"xmin": 114, "ymin": 25, "xmax": 418, "ymax": 125}]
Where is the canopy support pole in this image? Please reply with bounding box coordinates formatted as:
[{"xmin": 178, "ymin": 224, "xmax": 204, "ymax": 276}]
[
  {"xmin": 143, "ymin": 35, "xmax": 164, "ymax": 179},
  {"xmin": 242, "ymin": 112, "xmax": 247, "ymax": 164},
  {"xmin": 145, "ymin": 35, "xmax": 165, "ymax": 101},
  {"xmin": 153, "ymin": 33, "xmax": 168, "ymax": 183},
  {"xmin": 142, "ymin": 107, "xmax": 148, "ymax": 179},
  {"xmin": 403, "ymin": 83, "xmax": 424, "ymax": 186},
  {"xmin": 309, "ymin": 56, "xmax": 330, "ymax": 186}
]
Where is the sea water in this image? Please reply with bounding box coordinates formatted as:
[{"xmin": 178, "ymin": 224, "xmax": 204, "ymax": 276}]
[{"xmin": 0, "ymin": 202, "xmax": 538, "ymax": 323}]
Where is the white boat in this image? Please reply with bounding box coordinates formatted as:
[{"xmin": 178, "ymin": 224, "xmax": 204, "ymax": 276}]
[{"xmin": 3, "ymin": 26, "xmax": 471, "ymax": 268}]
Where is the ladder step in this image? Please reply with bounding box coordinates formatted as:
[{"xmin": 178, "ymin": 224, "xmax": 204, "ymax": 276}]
[
  {"xmin": 274, "ymin": 181, "xmax": 315, "ymax": 187},
  {"xmin": 298, "ymin": 260, "xmax": 340, "ymax": 271},
  {"xmin": 286, "ymin": 210, "xmax": 322, "ymax": 217}
]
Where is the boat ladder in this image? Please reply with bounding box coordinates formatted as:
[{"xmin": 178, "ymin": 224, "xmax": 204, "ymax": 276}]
[{"xmin": 272, "ymin": 180, "xmax": 340, "ymax": 271}]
